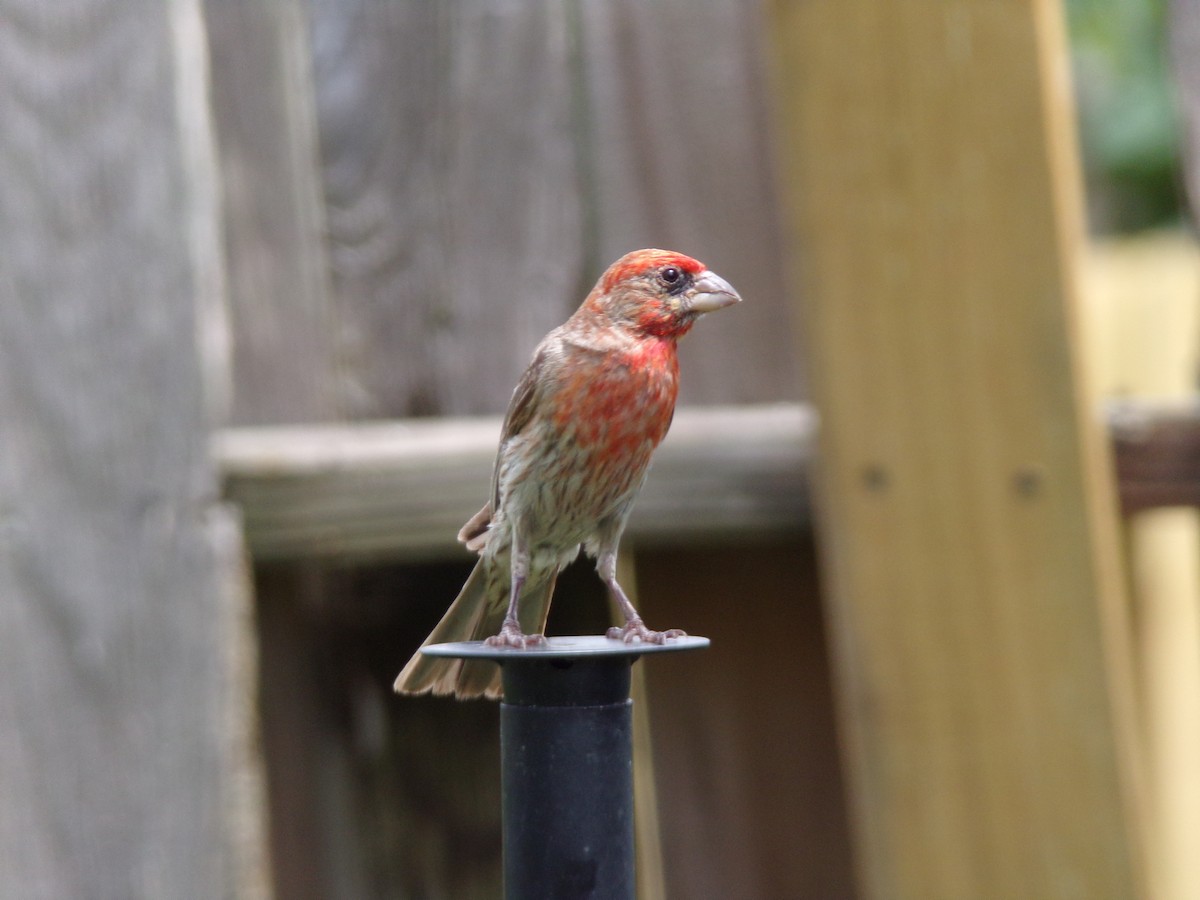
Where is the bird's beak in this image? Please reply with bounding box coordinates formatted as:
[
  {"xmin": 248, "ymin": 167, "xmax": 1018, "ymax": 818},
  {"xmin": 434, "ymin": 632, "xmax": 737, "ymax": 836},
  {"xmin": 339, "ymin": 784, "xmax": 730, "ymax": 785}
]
[{"xmin": 687, "ymin": 270, "xmax": 742, "ymax": 314}]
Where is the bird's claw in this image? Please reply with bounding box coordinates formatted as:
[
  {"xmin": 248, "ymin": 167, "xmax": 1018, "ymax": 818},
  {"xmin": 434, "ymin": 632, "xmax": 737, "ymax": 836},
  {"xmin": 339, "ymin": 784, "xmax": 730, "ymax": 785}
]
[
  {"xmin": 606, "ymin": 620, "xmax": 686, "ymax": 645},
  {"xmin": 485, "ymin": 624, "xmax": 548, "ymax": 650}
]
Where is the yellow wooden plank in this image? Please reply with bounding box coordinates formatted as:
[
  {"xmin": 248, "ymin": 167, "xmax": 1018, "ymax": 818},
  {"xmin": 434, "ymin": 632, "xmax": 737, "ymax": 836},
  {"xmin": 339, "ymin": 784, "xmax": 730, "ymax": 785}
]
[
  {"xmin": 1082, "ymin": 233, "xmax": 1200, "ymax": 900},
  {"xmin": 1128, "ymin": 509, "xmax": 1200, "ymax": 900},
  {"xmin": 768, "ymin": 1, "xmax": 1149, "ymax": 897}
]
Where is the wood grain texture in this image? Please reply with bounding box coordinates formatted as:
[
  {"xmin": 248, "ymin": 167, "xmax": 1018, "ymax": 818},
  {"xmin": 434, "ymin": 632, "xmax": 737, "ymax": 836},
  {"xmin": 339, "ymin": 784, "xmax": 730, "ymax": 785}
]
[
  {"xmin": 284, "ymin": 0, "xmax": 799, "ymax": 422},
  {"xmin": 577, "ymin": 0, "xmax": 801, "ymax": 405},
  {"xmin": 204, "ymin": 1, "xmax": 816, "ymax": 895},
  {"xmin": 306, "ymin": 0, "xmax": 584, "ymax": 419},
  {"xmin": 215, "ymin": 404, "xmax": 815, "ymax": 562},
  {"xmin": 204, "ymin": 6, "xmax": 387, "ymax": 896},
  {"xmin": 216, "ymin": 399, "xmax": 1197, "ymax": 564},
  {"xmin": 635, "ymin": 540, "xmax": 857, "ymax": 900},
  {"xmin": 0, "ymin": 1, "xmax": 252, "ymax": 895},
  {"xmin": 770, "ymin": 1, "xmax": 1148, "ymax": 897},
  {"xmin": 205, "ymin": 0, "xmax": 341, "ymax": 426},
  {"xmin": 253, "ymin": 563, "xmax": 505, "ymax": 900}
]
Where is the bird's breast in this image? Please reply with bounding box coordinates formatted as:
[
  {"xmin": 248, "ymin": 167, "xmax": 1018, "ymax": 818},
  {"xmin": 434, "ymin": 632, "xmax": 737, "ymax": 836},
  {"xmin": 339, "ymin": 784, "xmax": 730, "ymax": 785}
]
[
  {"xmin": 490, "ymin": 338, "xmax": 680, "ymax": 551},
  {"xmin": 551, "ymin": 339, "xmax": 679, "ymax": 460}
]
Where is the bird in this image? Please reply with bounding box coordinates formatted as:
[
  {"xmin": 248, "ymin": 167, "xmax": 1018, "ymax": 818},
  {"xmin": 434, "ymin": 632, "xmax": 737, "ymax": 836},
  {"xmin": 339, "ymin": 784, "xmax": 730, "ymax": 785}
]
[{"xmin": 393, "ymin": 249, "xmax": 741, "ymax": 699}]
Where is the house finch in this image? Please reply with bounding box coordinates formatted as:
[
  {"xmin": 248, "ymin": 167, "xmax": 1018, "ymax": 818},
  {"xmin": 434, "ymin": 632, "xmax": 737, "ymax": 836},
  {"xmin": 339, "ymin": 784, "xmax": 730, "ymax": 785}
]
[{"xmin": 394, "ymin": 249, "xmax": 741, "ymax": 699}]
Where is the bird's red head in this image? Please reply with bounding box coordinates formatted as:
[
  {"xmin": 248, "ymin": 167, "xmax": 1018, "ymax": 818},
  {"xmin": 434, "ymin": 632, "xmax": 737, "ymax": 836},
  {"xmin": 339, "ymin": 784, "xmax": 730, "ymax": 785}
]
[{"xmin": 584, "ymin": 249, "xmax": 742, "ymax": 338}]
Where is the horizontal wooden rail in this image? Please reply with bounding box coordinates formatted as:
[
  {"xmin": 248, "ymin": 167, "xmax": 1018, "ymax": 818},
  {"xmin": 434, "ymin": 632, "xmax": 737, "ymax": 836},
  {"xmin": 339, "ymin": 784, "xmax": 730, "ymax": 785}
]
[
  {"xmin": 1110, "ymin": 400, "xmax": 1200, "ymax": 513},
  {"xmin": 214, "ymin": 403, "xmax": 817, "ymax": 563},
  {"xmin": 214, "ymin": 400, "xmax": 1200, "ymax": 563}
]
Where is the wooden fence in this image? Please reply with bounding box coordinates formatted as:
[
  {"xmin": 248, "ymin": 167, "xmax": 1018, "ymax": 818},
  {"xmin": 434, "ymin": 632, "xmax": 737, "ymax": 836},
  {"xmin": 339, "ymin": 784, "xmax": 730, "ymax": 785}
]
[
  {"xmin": 2, "ymin": 0, "xmax": 1198, "ymax": 898},
  {"xmin": 203, "ymin": 2, "xmax": 821, "ymax": 897}
]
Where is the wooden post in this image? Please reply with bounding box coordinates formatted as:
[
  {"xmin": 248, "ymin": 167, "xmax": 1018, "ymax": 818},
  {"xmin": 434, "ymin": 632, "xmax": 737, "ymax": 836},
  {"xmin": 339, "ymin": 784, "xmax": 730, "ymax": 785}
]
[
  {"xmin": 615, "ymin": 553, "xmax": 668, "ymax": 900},
  {"xmin": 204, "ymin": 0, "xmax": 339, "ymax": 427},
  {"xmin": 1083, "ymin": 234, "xmax": 1200, "ymax": 900},
  {"xmin": 0, "ymin": 1, "xmax": 266, "ymax": 896},
  {"xmin": 769, "ymin": 1, "xmax": 1149, "ymax": 897}
]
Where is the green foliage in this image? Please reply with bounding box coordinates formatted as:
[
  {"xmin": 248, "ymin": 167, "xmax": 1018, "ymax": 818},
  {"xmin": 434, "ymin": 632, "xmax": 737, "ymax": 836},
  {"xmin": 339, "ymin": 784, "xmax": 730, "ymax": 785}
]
[{"xmin": 1067, "ymin": 0, "xmax": 1185, "ymax": 232}]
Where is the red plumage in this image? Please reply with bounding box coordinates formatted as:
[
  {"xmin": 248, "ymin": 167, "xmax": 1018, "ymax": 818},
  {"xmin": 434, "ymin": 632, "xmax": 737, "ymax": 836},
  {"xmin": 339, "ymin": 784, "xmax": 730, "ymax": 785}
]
[{"xmin": 394, "ymin": 249, "xmax": 741, "ymax": 698}]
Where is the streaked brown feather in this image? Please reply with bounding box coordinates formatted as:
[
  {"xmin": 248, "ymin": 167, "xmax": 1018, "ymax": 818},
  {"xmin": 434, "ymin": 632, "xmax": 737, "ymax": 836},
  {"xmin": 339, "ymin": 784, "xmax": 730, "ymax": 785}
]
[{"xmin": 393, "ymin": 558, "xmax": 557, "ymax": 699}]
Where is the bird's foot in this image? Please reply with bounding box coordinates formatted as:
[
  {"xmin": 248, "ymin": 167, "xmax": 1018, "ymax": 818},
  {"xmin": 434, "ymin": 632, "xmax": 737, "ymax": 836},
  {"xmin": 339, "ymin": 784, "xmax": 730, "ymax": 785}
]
[
  {"xmin": 485, "ymin": 622, "xmax": 548, "ymax": 650},
  {"xmin": 606, "ymin": 619, "xmax": 686, "ymax": 645}
]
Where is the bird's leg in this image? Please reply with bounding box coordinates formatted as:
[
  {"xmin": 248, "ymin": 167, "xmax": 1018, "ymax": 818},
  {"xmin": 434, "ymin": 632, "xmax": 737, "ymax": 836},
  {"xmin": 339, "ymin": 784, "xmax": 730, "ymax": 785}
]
[
  {"xmin": 598, "ymin": 550, "xmax": 686, "ymax": 644},
  {"xmin": 485, "ymin": 542, "xmax": 547, "ymax": 649}
]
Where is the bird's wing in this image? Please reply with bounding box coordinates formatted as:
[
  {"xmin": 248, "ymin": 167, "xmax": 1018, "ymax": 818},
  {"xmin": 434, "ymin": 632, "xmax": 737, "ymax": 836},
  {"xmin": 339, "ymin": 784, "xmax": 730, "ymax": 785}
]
[
  {"xmin": 490, "ymin": 344, "xmax": 550, "ymax": 512},
  {"xmin": 457, "ymin": 502, "xmax": 492, "ymax": 552}
]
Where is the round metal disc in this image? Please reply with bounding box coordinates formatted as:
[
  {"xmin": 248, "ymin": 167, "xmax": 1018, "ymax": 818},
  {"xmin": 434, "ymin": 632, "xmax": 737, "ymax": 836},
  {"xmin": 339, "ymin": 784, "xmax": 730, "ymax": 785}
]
[{"xmin": 419, "ymin": 633, "xmax": 710, "ymax": 661}]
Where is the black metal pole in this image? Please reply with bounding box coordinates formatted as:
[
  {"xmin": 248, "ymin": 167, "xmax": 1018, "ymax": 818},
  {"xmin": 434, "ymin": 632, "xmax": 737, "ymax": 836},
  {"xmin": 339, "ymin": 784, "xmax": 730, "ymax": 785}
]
[
  {"xmin": 502, "ymin": 653, "xmax": 634, "ymax": 899},
  {"xmin": 420, "ymin": 635, "xmax": 709, "ymax": 900}
]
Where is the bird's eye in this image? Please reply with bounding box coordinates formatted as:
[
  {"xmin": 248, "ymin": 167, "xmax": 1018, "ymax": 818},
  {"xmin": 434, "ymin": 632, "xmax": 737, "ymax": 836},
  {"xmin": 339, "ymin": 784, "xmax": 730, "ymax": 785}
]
[{"xmin": 660, "ymin": 266, "xmax": 681, "ymax": 285}]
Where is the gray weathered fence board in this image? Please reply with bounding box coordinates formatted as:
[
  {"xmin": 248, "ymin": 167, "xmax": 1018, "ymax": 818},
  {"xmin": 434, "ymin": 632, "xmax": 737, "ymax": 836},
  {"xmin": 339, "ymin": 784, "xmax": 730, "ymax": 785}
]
[
  {"xmin": 220, "ymin": 0, "xmax": 798, "ymax": 425},
  {"xmin": 578, "ymin": 0, "xmax": 801, "ymax": 404},
  {"xmin": 307, "ymin": 0, "xmax": 585, "ymax": 419},
  {"xmin": 206, "ymin": 0, "xmax": 341, "ymax": 426},
  {"xmin": 0, "ymin": 1, "xmax": 255, "ymax": 896},
  {"xmin": 206, "ymin": 6, "xmax": 382, "ymax": 897},
  {"xmin": 215, "ymin": 404, "xmax": 815, "ymax": 563},
  {"xmin": 202, "ymin": 1, "xmax": 811, "ymax": 896}
]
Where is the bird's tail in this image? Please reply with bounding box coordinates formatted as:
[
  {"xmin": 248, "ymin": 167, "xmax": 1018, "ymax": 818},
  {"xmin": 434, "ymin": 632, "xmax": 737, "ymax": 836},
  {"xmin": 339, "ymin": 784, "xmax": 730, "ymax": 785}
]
[{"xmin": 393, "ymin": 557, "xmax": 557, "ymax": 700}]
